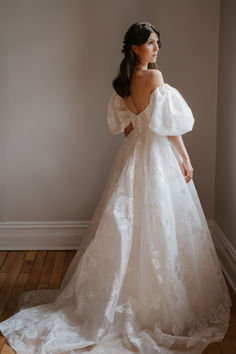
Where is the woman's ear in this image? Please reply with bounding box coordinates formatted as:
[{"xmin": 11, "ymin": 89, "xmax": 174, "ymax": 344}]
[{"xmin": 131, "ymin": 44, "xmax": 138, "ymax": 55}]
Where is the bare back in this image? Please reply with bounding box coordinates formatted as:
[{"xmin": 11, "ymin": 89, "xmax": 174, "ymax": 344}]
[{"xmin": 124, "ymin": 69, "xmax": 164, "ymax": 116}]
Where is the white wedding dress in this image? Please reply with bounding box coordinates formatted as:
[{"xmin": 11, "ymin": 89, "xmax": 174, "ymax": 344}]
[{"xmin": 0, "ymin": 83, "xmax": 232, "ymax": 354}]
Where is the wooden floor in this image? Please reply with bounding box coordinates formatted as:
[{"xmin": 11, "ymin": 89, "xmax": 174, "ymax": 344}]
[{"xmin": 0, "ymin": 251, "xmax": 235, "ymax": 354}]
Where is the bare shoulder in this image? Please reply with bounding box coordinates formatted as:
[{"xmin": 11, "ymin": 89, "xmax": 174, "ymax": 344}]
[{"xmin": 146, "ymin": 69, "xmax": 164, "ymax": 90}]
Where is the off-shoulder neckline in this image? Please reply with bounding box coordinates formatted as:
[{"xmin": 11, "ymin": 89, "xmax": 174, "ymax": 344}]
[{"xmin": 122, "ymin": 83, "xmax": 168, "ymax": 117}]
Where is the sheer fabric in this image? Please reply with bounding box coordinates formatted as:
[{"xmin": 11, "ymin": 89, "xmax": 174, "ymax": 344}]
[{"xmin": 0, "ymin": 83, "xmax": 232, "ymax": 354}]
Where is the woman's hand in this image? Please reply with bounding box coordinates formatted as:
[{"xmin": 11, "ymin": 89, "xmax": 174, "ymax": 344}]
[
  {"xmin": 181, "ymin": 158, "xmax": 194, "ymax": 183},
  {"xmin": 124, "ymin": 122, "xmax": 133, "ymax": 137}
]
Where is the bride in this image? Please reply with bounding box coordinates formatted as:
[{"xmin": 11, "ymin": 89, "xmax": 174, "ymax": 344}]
[{"xmin": 0, "ymin": 21, "xmax": 232, "ymax": 354}]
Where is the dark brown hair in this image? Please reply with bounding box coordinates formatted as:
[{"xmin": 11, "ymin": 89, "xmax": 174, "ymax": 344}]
[{"xmin": 112, "ymin": 21, "xmax": 161, "ymax": 97}]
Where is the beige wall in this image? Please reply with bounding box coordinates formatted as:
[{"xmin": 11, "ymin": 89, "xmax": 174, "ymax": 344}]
[
  {"xmin": 215, "ymin": 0, "xmax": 236, "ymax": 249},
  {"xmin": 0, "ymin": 0, "xmax": 220, "ymax": 221}
]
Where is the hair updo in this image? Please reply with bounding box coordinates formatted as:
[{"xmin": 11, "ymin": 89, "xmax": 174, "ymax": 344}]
[{"xmin": 112, "ymin": 21, "xmax": 161, "ymax": 97}]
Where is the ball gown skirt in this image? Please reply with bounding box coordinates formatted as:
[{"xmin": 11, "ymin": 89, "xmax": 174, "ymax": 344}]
[{"xmin": 0, "ymin": 83, "xmax": 232, "ymax": 353}]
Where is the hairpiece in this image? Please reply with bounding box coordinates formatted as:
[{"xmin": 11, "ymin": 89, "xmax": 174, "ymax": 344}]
[{"xmin": 121, "ymin": 39, "xmax": 131, "ymax": 54}]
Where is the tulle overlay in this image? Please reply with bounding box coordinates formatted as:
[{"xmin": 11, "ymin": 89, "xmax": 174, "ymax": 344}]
[{"xmin": 0, "ymin": 83, "xmax": 232, "ymax": 353}]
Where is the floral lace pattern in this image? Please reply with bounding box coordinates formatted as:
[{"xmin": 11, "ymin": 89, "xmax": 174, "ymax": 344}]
[{"xmin": 0, "ymin": 83, "xmax": 232, "ymax": 353}]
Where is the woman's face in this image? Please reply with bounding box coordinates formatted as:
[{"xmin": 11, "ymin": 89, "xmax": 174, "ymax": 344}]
[{"xmin": 132, "ymin": 32, "xmax": 159, "ymax": 65}]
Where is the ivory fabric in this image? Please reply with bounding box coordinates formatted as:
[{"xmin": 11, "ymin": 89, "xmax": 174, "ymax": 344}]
[{"xmin": 0, "ymin": 83, "xmax": 232, "ymax": 354}]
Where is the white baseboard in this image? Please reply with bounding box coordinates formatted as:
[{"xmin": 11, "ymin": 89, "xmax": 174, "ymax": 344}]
[
  {"xmin": 0, "ymin": 220, "xmax": 235, "ymax": 292},
  {"xmin": 0, "ymin": 221, "xmax": 89, "ymax": 250},
  {"xmin": 208, "ymin": 219, "xmax": 236, "ymax": 293}
]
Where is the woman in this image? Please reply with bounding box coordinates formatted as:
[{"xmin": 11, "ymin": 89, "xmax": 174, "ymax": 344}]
[{"xmin": 0, "ymin": 21, "xmax": 232, "ymax": 354}]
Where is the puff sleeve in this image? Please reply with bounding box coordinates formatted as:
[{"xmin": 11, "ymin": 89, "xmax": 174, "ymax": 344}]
[
  {"xmin": 149, "ymin": 84, "xmax": 195, "ymax": 136},
  {"xmin": 107, "ymin": 93, "xmax": 131, "ymax": 134}
]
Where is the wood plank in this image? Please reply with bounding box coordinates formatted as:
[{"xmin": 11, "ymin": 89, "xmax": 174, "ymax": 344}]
[
  {"xmin": 20, "ymin": 251, "xmax": 39, "ymax": 274},
  {"xmin": 61, "ymin": 250, "xmax": 76, "ymax": 279},
  {"xmin": 37, "ymin": 251, "xmax": 56, "ymax": 290},
  {"xmin": 1, "ymin": 273, "xmax": 29, "ymax": 322},
  {"xmin": 219, "ymin": 333, "xmax": 235, "ymax": 354},
  {"xmin": 206, "ymin": 342, "xmax": 221, "ymax": 353},
  {"xmin": 24, "ymin": 251, "xmax": 47, "ymax": 291},
  {"xmin": 0, "ymin": 253, "xmax": 17, "ymax": 273},
  {"xmin": 0, "ymin": 335, "xmax": 5, "ymax": 351},
  {"xmin": 20, "ymin": 259, "xmax": 35, "ymax": 274},
  {"xmin": 0, "ymin": 252, "xmax": 25, "ymax": 317},
  {"xmin": 230, "ymin": 294, "xmax": 236, "ymax": 319},
  {"xmin": 227, "ymin": 316, "xmax": 236, "ymax": 351},
  {"xmin": 0, "ymin": 274, "xmax": 7, "ymax": 290},
  {"xmin": 0, "ymin": 253, "xmax": 8, "ymax": 270},
  {"xmin": 24, "ymin": 251, "xmax": 37, "ymax": 262},
  {"xmin": 226, "ymin": 278, "xmax": 236, "ymax": 316},
  {"xmin": 49, "ymin": 251, "xmax": 66, "ymax": 289},
  {"xmin": 1, "ymin": 342, "xmax": 15, "ymax": 353}
]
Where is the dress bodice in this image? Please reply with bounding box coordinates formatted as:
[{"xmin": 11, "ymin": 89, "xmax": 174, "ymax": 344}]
[{"xmin": 107, "ymin": 83, "xmax": 195, "ymax": 136}]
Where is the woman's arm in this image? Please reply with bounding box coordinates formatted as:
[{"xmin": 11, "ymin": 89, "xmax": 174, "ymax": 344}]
[
  {"xmin": 124, "ymin": 122, "xmax": 133, "ymax": 137},
  {"xmin": 168, "ymin": 135, "xmax": 194, "ymax": 183},
  {"xmin": 167, "ymin": 135, "xmax": 189, "ymax": 160}
]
